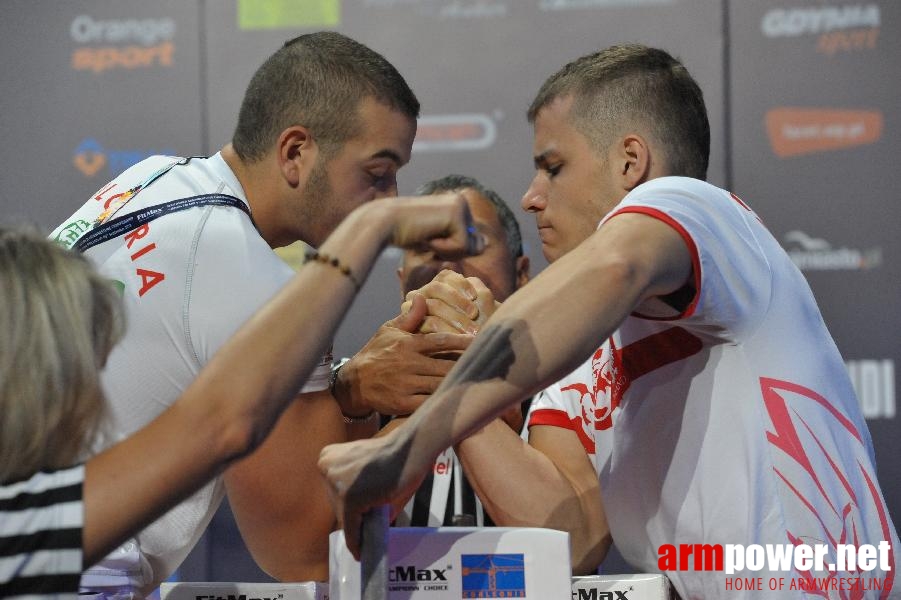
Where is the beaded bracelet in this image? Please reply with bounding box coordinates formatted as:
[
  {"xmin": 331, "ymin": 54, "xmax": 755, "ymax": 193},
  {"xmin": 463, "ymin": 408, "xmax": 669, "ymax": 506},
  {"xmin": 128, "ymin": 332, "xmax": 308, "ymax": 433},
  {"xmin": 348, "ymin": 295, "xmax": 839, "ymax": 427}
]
[{"xmin": 304, "ymin": 250, "xmax": 362, "ymax": 291}]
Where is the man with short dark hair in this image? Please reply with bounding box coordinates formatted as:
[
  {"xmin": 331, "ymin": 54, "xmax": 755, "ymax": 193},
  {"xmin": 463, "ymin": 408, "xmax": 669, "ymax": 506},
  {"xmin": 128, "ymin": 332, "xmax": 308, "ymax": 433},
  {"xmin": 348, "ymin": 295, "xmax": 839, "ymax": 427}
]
[
  {"xmin": 53, "ymin": 31, "xmax": 425, "ymax": 595},
  {"xmin": 321, "ymin": 44, "xmax": 899, "ymax": 598}
]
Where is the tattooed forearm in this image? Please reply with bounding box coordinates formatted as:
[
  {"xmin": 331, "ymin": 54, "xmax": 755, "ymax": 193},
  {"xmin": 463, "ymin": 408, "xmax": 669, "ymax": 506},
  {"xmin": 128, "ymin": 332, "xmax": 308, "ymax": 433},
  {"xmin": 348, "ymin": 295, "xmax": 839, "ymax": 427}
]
[
  {"xmin": 347, "ymin": 433, "xmax": 416, "ymax": 502},
  {"xmin": 442, "ymin": 319, "xmax": 539, "ymax": 389}
]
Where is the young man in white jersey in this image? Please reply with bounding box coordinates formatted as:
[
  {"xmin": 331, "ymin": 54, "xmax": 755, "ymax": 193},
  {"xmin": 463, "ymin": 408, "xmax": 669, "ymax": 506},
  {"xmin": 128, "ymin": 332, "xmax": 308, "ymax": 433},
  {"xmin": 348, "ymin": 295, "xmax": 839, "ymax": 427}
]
[
  {"xmin": 320, "ymin": 44, "xmax": 900, "ymax": 598},
  {"xmin": 51, "ymin": 32, "xmax": 453, "ymax": 596}
]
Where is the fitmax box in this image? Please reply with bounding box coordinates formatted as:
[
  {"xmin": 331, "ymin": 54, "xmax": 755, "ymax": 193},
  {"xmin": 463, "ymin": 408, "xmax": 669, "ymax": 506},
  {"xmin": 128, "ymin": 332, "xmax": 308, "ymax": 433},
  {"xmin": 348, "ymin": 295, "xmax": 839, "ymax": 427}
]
[
  {"xmin": 160, "ymin": 581, "xmax": 328, "ymax": 600},
  {"xmin": 571, "ymin": 574, "xmax": 673, "ymax": 600},
  {"xmin": 330, "ymin": 527, "xmax": 571, "ymax": 599}
]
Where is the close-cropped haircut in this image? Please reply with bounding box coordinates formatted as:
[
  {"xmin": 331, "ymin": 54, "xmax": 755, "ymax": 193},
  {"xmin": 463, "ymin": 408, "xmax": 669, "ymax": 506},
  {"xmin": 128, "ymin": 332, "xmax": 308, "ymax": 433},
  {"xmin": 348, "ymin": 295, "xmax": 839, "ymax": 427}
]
[
  {"xmin": 527, "ymin": 44, "xmax": 710, "ymax": 180},
  {"xmin": 232, "ymin": 31, "xmax": 420, "ymax": 162},
  {"xmin": 0, "ymin": 227, "xmax": 124, "ymax": 483},
  {"xmin": 416, "ymin": 174, "xmax": 523, "ymax": 259}
]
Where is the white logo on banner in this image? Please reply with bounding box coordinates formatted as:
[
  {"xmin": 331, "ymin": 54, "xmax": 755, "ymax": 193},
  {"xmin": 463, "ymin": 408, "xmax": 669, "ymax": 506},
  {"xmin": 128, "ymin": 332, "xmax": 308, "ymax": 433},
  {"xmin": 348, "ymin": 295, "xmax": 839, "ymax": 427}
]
[
  {"xmin": 70, "ymin": 14, "xmax": 176, "ymax": 46},
  {"xmin": 439, "ymin": 1, "xmax": 507, "ymax": 18},
  {"xmin": 364, "ymin": 0, "xmax": 509, "ymax": 18},
  {"xmin": 761, "ymin": 4, "xmax": 880, "ymax": 37},
  {"xmin": 540, "ymin": 0, "xmax": 674, "ymax": 8},
  {"xmin": 847, "ymin": 360, "xmax": 895, "ymax": 420},
  {"xmin": 69, "ymin": 14, "xmax": 177, "ymax": 73},
  {"xmin": 783, "ymin": 230, "xmax": 882, "ymax": 271}
]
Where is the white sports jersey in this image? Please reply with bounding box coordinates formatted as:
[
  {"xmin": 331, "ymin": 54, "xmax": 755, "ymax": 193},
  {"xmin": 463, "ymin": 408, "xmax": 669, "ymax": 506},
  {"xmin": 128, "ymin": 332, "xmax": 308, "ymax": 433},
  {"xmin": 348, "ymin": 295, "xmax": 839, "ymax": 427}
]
[
  {"xmin": 527, "ymin": 354, "xmax": 613, "ymax": 475},
  {"xmin": 51, "ymin": 153, "xmax": 331, "ymax": 594},
  {"xmin": 531, "ymin": 177, "xmax": 898, "ymax": 599}
]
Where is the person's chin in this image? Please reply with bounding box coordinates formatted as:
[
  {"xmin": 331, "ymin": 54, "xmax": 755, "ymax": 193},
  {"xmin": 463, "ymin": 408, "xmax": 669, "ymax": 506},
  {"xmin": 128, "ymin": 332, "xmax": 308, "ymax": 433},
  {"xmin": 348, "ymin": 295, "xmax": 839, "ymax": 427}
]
[{"xmin": 541, "ymin": 244, "xmax": 560, "ymax": 264}]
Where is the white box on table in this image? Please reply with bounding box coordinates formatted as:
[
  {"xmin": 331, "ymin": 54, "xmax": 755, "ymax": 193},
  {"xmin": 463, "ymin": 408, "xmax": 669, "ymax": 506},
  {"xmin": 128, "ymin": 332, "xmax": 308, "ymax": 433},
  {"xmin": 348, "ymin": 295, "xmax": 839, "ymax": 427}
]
[
  {"xmin": 330, "ymin": 527, "xmax": 571, "ymax": 599},
  {"xmin": 160, "ymin": 581, "xmax": 328, "ymax": 600},
  {"xmin": 571, "ymin": 574, "xmax": 673, "ymax": 600}
]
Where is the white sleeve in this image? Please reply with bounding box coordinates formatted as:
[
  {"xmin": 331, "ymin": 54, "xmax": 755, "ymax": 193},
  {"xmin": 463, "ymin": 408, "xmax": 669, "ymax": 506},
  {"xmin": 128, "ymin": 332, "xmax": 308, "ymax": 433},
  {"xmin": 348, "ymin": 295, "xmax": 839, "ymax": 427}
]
[
  {"xmin": 605, "ymin": 177, "xmax": 773, "ymax": 342},
  {"xmin": 186, "ymin": 207, "xmax": 331, "ymax": 393}
]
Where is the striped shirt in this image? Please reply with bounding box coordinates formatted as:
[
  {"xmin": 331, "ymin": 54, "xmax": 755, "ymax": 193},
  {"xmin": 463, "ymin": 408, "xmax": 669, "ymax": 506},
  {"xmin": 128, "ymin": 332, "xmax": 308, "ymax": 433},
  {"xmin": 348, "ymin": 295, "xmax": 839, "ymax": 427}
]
[
  {"xmin": 0, "ymin": 465, "xmax": 84, "ymax": 599},
  {"xmin": 395, "ymin": 397, "xmax": 534, "ymax": 528}
]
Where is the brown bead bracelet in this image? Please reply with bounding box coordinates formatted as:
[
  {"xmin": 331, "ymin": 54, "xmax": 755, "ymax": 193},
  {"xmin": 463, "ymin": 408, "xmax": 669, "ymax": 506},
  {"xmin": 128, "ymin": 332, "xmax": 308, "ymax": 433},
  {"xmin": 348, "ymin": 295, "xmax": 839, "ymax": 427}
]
[{"xmin": 304, "ymin": 250, "xmax": 362, "ymax": 292}]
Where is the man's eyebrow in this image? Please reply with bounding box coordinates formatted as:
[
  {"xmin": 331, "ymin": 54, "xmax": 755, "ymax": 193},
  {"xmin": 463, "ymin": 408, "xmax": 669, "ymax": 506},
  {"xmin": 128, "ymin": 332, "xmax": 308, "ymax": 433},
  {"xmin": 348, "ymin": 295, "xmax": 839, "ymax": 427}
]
[
  {"xmin": 533, "ymin": 151, "xmax": 553, "ymax": 169},
  {"xmin": 370, "ymin": 149, "xmax": 405, "ymax": 165}
]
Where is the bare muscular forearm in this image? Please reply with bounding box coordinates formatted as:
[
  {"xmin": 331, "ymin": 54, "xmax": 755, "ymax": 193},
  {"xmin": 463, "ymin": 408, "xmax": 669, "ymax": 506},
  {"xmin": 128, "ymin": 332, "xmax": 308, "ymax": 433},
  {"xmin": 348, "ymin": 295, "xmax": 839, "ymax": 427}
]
[
  {"xmin": 455, "ymin": 422, "xmax": 610, "ymax": 574},
  {"xmin": 397, "ymin": 215, "xmax": 691, "ymax": 468}
]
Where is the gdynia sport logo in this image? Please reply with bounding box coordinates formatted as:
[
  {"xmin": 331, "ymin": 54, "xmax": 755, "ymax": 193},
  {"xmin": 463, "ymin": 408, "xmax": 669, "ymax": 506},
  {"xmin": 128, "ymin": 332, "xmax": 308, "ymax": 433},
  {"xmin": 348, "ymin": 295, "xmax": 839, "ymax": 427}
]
[{"xmin": 658, "ymin": 542, "xmax": 893, "ymax": 593}]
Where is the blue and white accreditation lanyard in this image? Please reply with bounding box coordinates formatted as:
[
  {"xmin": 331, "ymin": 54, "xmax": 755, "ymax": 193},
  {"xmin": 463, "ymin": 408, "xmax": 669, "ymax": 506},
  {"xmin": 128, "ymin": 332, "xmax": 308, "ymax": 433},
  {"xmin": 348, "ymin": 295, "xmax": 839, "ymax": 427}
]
[{"xmin": 72, "ymin": 157, "xmax": 252, "ymax": 253}]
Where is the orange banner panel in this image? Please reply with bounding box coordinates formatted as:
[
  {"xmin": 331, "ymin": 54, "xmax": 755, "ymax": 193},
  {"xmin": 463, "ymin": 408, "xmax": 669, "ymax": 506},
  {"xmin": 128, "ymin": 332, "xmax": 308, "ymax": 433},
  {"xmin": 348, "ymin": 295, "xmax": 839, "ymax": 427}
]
[{"xmin": 765, "ymin": 108, "xmax": 882, "ymax": 157}]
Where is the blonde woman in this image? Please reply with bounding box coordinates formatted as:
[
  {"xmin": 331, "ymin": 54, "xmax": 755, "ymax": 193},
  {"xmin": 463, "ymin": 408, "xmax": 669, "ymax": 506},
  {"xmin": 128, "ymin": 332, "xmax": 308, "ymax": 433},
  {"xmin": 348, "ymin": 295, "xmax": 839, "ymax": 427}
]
[{"xmin": 0, "ymin": 193, "xmax": 481, "ymax": 597}]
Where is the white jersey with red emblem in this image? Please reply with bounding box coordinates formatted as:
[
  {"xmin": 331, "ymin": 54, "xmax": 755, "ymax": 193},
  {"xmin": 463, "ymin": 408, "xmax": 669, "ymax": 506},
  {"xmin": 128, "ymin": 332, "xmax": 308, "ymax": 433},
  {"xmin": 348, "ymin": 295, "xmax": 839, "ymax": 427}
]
[
  {"xmin": 51, "ymin": 153, "xmax": 331, "ymax": 595},
  {"xmin": 527, "ymin": 354, "xmax": 613, "ymax": 475},
  {"xmin": 529, "ymin": 176, "xmax": 898, "ymax": 599}
]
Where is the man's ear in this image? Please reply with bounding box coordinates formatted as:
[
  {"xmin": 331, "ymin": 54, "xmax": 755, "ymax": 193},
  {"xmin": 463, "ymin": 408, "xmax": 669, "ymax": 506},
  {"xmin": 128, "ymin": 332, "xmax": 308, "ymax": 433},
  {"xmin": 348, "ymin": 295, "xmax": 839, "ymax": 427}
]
[
  {"xmin": 617, "ymin": 133, "xmax": 652, "ymax": 191},
  {"xmin": 276, "ymin": 126, "xmax": 317, "ymax": 187},
  {"xmin": 515, "ymin": 254, "xmax": 531, "ymax": 289}
]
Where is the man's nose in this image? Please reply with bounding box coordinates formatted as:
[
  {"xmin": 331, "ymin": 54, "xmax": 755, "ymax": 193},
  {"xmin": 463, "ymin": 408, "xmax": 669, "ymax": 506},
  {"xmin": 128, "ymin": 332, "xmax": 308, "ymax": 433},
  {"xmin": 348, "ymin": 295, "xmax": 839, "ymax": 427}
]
[{"xmin": 521, "ymin": 178, "xmax": 547, "ymax": 212}]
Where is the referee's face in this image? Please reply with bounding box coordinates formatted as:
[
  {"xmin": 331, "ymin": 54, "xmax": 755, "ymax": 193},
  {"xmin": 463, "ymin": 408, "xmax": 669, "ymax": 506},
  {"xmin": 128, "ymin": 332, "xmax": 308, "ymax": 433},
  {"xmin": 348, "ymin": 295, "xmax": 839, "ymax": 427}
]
[{"xmin": 399, "ymin": 188, "xmax": 528, "ymax": 302}]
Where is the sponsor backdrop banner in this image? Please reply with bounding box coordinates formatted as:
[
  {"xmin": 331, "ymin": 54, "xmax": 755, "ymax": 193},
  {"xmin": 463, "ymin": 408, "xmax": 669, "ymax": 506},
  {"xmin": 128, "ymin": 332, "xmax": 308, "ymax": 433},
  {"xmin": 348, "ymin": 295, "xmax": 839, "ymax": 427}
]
[
  {"xmin": 729, "ymin": 0, "xmax": 899, "ymax": 536},
  {"xmin": 0, "ymin": 0, "xmax": 203, "ymax": 229},
  {"xmin": 0, "ymin": 0, "xmax": 896, "ymax": 585},
  {"xmin": 203, "ymin": 0, "xmax": 726, "ymax": 363}
]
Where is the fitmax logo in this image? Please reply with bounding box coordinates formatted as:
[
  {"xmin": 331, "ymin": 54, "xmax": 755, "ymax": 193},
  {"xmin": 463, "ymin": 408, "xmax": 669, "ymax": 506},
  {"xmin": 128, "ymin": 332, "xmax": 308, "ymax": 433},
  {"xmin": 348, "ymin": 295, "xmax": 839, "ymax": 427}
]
[
  {"xmin": 571, "ymin": 590, "xmax": 630, "ymax": 600},
  {"xmin": 388, "ymin": 566, "xmax": 448, "ymax": 582}
]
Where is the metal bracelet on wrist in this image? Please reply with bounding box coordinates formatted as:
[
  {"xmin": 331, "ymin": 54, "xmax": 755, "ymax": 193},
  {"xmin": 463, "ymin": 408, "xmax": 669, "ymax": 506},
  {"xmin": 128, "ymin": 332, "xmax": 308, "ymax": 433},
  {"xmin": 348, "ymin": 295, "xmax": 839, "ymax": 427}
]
[{"xmin": 330, "ymin": 358, "xmax": 375, "ymax": 424}]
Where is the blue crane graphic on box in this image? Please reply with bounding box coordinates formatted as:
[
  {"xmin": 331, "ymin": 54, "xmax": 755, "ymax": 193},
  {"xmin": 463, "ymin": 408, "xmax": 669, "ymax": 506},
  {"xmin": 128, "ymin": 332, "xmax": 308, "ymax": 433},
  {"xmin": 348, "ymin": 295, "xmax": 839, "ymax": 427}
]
[{"xmin": 461, "ymin": 553, "xmax": 526, "ymax": 598}]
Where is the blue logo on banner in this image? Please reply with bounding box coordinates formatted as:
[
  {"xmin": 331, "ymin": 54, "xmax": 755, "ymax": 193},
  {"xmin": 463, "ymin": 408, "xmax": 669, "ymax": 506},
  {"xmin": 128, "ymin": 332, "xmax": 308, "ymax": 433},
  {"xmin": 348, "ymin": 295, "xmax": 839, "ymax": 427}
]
[
  {"xmin": 461, "ymin": 553, "xmax": 525, "ymax": 598},
  {"xmin": 73, "ymin": 138, "xmax": 177, "ymax": 178}
]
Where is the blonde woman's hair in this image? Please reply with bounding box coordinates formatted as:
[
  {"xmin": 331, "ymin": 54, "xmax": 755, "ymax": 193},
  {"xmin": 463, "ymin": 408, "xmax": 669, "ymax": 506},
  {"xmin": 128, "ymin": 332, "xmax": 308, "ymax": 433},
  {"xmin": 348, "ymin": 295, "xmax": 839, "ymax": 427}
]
[{"xmin": 0, "ymin": 227, "xmax": 124, "ymax": 483}]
